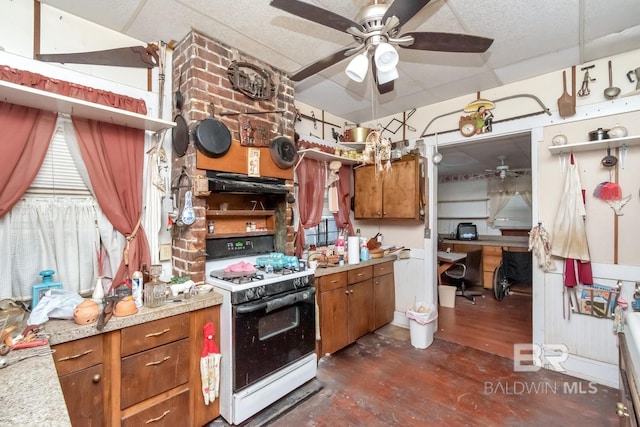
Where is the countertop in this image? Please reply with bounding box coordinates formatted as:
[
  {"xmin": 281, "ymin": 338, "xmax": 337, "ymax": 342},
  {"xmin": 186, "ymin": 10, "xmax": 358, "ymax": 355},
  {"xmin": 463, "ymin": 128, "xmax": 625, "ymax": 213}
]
[
  {"xmin": 439, "ymin": 235, "xmax": 529, "ymax": 248},
  {"xmin": 0, "ymin": 291, "xmax": 223, "ymax": 426},
  {"xmin": 312, "ymin": 255, "xmax": 397, "ymax": 277}
]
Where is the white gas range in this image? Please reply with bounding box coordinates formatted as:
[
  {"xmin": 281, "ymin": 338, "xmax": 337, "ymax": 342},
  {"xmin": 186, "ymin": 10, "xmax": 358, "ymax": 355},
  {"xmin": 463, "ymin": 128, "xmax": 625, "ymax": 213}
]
[{"xmin": 205, "ymin": 241, "xmax": 316, "ymax": 425}]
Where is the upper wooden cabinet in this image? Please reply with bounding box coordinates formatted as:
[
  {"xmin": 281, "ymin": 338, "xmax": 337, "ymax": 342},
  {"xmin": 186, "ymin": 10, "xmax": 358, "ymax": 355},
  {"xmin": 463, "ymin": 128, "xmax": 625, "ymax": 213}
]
[{"xmin": 354, "ymin": 156, "xmax": 423, "ymax": 220}]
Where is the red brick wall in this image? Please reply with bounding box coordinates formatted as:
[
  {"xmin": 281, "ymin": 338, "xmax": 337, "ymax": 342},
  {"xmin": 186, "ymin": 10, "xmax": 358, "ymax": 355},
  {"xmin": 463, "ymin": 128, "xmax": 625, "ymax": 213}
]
[{"xmin": 170, "ymin": 30, "xmax": 296, "ymax": 284}]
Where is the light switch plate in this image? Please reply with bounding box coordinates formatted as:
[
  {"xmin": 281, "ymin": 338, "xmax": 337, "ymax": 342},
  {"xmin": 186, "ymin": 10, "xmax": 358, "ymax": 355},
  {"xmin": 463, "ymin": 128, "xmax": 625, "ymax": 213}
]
[
  {"xmin": 159, "ymin": 243, "xmax": 172, "ymax": 261},
  {"xmin": 424, "ymin": 228, "xmax": 431, "ymax": 238}
]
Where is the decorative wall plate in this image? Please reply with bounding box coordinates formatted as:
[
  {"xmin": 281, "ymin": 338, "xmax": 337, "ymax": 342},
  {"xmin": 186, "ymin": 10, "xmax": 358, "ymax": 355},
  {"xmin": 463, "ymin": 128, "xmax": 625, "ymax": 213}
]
[{"xmin": 227, "ymin": 61, "xmax": 275, "ymax": 100}]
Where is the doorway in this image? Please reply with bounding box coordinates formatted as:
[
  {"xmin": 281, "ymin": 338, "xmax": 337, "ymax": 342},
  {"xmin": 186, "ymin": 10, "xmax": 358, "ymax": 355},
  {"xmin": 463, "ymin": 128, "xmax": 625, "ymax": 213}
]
[{"xmin": 433, "ymin": 132, "xmax": 533, "ymax": 359}]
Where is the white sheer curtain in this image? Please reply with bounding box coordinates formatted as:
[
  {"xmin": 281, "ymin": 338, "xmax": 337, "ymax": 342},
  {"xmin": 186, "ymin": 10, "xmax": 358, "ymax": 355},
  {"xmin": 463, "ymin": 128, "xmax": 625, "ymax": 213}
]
[
  {"xmin": 0, "ymin": 198, "xmax": 98, "ymax": 299},
  {"xmin": 487, "ymin": 175, "xmax": 532, "ymax": 227}
]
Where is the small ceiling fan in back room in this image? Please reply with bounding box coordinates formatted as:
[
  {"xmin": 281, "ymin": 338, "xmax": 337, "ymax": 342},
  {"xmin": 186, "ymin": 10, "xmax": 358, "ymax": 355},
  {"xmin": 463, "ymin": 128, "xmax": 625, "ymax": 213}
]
[
  {"xmin": 485, "ymin": 156, "xmax": 528, "ymax": 180},
  {"xmin": 270, "ymin": 0, "xmax": 494, "ymax": 94}
]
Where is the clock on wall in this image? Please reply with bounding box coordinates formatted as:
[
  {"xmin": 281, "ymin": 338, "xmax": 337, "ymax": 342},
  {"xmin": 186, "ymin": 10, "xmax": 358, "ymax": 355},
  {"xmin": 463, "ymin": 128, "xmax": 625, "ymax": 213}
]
[{"xmin": 459, "ymin": 116, "xmax": 477, "ymax": 137}]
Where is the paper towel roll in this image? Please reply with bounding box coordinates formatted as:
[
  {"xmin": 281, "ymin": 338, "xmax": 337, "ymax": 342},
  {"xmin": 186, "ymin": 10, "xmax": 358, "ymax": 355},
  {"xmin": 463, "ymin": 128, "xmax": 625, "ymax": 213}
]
[{"xmin": 348, "ymin": 236, "xmax": 360, "ymax": 264}]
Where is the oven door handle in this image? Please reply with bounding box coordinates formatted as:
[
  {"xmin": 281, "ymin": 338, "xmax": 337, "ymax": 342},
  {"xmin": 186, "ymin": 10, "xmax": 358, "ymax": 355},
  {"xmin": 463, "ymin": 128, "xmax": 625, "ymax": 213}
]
[{"xmin": 235, "ymin": 287, "xmax": 316, "ymax": 314}]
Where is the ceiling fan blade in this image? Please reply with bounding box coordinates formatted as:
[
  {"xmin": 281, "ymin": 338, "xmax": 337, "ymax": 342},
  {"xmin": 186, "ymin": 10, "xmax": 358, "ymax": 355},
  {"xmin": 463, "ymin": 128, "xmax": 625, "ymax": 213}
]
[
  {"xmin": 270, "ymin": 0, "xmax": 364, "ymax": 33},
  {"xmin": 290, "ymin": 47, "xmax": 354, "ymax": 81},
  {"xmin": 382, "ymin": 0, "xmax": 432, "ymax": 27},
  {"xmin": 400, "ymin": 32, "xmax": 494, "ymax": 53}
]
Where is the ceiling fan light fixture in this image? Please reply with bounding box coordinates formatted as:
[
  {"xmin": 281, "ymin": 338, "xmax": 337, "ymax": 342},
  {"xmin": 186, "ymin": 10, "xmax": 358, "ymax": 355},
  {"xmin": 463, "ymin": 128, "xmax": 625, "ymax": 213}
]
[
  {"xmin": 345, "ymin": 52, "xmax": 369, "ymax": 82},
  {"xmin": 374, "ymin": 42, "xmax": 399, "ymax": 72},
  {"xmin": 376, "ymin": 66, "xmax": 398, "ymax": 84}
]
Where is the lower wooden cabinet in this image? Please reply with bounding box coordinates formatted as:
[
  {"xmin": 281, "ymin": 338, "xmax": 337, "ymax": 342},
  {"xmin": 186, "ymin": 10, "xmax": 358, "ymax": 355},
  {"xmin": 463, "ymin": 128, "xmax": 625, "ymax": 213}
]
[
  {"xmin": 317, "ymin": 261, "xmax": 395, "ymax": 356},
  {"xmin": 52, "ymin": 305, "xmax": 220, "ymax": 427},
  {"xmin": 57, "ymin": 363, "xmax": 104, "ymax": 426},
  {"xmin": 373, "ymin": 262, "xmax": 395, "ymax": 329}
]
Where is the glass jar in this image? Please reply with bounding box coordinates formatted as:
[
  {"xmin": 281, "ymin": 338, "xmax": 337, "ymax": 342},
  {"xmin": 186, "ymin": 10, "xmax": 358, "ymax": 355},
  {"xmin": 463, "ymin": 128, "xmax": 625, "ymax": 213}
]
[{"xmin": 143, "ymin": 264, "xmax": 166, "ymax": 308}]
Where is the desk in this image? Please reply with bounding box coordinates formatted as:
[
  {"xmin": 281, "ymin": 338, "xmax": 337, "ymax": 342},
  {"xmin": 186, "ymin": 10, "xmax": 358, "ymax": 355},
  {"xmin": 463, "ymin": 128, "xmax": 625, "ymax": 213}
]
[{"xmin": 437, "ymin": 251, "xmax": 466, "ymax": 285}]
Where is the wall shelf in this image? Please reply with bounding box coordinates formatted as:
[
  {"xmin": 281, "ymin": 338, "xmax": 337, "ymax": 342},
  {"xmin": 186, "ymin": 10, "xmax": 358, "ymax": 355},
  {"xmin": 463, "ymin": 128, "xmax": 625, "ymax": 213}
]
[
  {"xmin": 296, "ymin": 148, "xmax": 359, "ymax": 166},
  {"xmin": 206, "ymin": 231, "xmax": 273, "ymax": 239},
  {"xmin": 0, "ymin": 79, "xmax": 175, "ymax": 132},
  {"xmin": 205, "ymin": 209, "xmax": 275, "ymax": 217},
  {"xmin": 548, "ymin": 135, "xmax": 640, "ymax": 155}
]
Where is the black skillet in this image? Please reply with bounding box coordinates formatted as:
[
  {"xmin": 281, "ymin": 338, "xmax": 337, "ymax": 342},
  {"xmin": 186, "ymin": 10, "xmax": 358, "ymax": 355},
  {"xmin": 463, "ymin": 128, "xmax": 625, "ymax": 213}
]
[
  {"xmin": 172, "ymin": 67, "xmax": 189, "ymax": 157},
  {"xmin": 193, "ymin": 103, "xmax": 231, "ymax": 158}
]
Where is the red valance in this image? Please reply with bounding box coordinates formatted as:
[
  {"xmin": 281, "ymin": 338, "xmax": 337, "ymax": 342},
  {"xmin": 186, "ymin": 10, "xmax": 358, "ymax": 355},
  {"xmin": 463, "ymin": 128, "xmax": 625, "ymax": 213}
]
[{"xmin": 0, "ymin": 64, "xmax": 147, "ymax": 114}]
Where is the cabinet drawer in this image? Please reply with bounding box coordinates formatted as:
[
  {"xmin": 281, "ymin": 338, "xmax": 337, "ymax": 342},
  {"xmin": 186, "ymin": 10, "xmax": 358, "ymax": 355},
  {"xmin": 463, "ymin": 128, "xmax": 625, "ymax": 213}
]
[
  {"xmin": 121, "ymin": 388, "xmax": 190, "ymax": 427},
  {"xmin": 373, "ymin": 261, "xmax": 394, "ymax": 277},
  {"xmin": 483, "ymin": 245, "xmax": 503, "ymax": 256},
  {"xmin": 348, "ymin": 266, "xmax": 373, "ymax": 284},
  {"xmin": 53, "ymin": 334, "xmax": 103, "ymax": 376},
  {"xmin": 317, "ymin": 272, "xmax": 347, "ymax": 292},
  {"xmin": 121, "ymin": 338, "xmax": 190, "ymax": 408},
  {"xmin": 121, "ymin": 313, "xmax": 189, "ymax": 356}
]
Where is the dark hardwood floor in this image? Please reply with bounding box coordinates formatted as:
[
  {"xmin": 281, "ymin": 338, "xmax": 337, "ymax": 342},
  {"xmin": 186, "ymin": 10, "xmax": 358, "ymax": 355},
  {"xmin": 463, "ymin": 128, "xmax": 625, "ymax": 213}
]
[
  {"xmin": 220, "ymin": 288, "xmax": 618, "ymax": 426},
  {"xmin": 269, "ymin": 330, "xmax": 619, "ymax": 426}
]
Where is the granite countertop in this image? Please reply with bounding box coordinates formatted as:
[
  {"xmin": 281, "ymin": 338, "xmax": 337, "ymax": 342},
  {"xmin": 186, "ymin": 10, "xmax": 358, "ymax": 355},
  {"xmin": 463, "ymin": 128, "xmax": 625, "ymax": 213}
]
[
  {"xmin": 0, "ymin": 291, "xmax": 223, "ymax": 426},
  {"xmin": 312, "ymin": 255, "xmax": 398, "ymax": 277},
  {"xmin": 440, "ymin": 235, "xmax": 529, "ymax": 248}
]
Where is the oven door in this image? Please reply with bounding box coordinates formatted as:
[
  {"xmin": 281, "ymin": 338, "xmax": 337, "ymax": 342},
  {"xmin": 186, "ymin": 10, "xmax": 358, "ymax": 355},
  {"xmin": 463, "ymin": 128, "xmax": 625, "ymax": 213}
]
[{"xmin": 232, "ymin": 287, "xmax": 316, "ymax": 392}]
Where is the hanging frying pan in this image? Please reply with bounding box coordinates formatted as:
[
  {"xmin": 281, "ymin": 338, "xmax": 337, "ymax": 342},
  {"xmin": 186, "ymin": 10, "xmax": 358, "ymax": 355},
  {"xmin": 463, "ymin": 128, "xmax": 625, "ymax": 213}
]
[
  {"xmin": 269, "ymin": 115, "xmax": 297, "ymax": 169},
  {"xmin": 172, "ymin": 67, "xmax": 189, "ymax": 157},
  {"xmin": 193, "ymin": 103, "xmax": 231, "ymax": 158}
]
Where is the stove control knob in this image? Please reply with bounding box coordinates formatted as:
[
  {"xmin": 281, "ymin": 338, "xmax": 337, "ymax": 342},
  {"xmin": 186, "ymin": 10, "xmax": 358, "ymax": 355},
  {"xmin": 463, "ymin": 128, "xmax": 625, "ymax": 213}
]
[
  {"xmin": 255, "ymin": 286, "xmax": 266, "ymax": 298},
  {"xmin": 245, "ymin": 288, "xmax": 255, "ymax": 299}
]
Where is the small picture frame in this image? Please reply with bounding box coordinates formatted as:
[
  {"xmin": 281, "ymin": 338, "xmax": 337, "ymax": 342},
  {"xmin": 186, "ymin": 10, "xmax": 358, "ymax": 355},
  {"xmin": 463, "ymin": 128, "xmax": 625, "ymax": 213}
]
[{"xmin": 32, "ymin": 282, "xmax": 63, "ymax": 308}]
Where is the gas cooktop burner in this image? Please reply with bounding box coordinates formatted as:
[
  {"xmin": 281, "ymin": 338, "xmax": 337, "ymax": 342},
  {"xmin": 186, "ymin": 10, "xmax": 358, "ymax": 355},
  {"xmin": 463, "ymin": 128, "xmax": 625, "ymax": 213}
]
[{"xmin": 209, "ymin": 269, "xmax": 264, "ymax": 284}]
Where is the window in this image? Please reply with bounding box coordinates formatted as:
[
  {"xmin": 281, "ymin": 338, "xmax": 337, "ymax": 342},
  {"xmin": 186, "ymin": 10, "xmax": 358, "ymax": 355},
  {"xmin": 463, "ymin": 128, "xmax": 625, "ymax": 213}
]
[
  {"xmin": 302, "ymin": 188, "xmax": 338, "ymax": 246},
  {"xmin": 0, "ymin": 116, "xmax": 107, "ymax": 300}
]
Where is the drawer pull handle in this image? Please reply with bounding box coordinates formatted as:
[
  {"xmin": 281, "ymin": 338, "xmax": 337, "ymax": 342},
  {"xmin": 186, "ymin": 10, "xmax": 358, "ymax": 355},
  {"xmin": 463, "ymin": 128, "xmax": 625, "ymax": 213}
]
[
  {"xmin": 57, "ymin": 349, "xmax": 92, "ymax": 362},
  {"xmin": 145, "ymin": 356, "xmax": 171, "ymax": 366},
  {"xmin": 145, "ymin": 328, "xmax": 171, "ymax": 338},
  {"xmin": 356, "ymin": 273, "xmax": 364, "ymax": 277},
  {"xmin": 92, "ymin": 374, "xmax": 101, "ymax": 383},
  {"xmin": 331, "ymin": 280, "xmax": 339, "ymax": 283},
  {"xmin": 145, "ymin": 410, "xmax": 170, "ymax": 424}
]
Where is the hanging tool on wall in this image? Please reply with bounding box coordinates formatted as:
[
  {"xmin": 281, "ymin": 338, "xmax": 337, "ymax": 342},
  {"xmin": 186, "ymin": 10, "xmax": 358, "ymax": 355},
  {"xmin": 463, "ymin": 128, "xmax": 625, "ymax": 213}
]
[
  {"xmin": 380, "ymin": 108, "xmax": 417, "ymax": 136},
  {"xmin": 578, "ymin": 65, "xmax": 595, "ymax": 97},
  {"xmin": 295, "ymin": 109, "xmax": 341, "ymax": 139}
]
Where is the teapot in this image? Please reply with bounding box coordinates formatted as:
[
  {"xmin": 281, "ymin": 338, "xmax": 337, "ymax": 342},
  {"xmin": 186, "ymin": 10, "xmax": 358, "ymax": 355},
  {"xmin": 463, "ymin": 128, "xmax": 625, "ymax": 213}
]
[{"xmin": 627, "ymin": 67, "xmax": 640, "ymax": 90}]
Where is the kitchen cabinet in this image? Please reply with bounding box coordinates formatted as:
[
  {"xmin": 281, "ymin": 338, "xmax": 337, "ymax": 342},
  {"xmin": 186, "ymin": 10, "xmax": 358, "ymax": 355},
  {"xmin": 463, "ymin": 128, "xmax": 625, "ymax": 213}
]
[
  {"xmin": 52, "ymin": 305, "xmax": 221, "ymax": 426},
  {"xmin": 317, "ymin": 262, "xmax": 395, "ymax": 355},
  {"xmin": 53, "ymin": 334, "xmax": 104, "ymax": 426},
  {"xmin": 354, "ymin": 156, "xmax": 422, "ymax": 220},
  {"xmin": 373, "ymin": 261, "xmax": 395, "ymax": 330},
  {"xmin": 347, "ymin": 267, "xmax": 374, "ymax": 342}
]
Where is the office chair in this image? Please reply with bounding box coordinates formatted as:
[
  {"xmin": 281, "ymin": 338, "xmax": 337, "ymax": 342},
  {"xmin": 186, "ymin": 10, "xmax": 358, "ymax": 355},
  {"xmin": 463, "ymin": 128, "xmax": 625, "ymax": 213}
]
[{"xmin": 444, "ymin": 249, "xmax": 484, "ymax": 304}]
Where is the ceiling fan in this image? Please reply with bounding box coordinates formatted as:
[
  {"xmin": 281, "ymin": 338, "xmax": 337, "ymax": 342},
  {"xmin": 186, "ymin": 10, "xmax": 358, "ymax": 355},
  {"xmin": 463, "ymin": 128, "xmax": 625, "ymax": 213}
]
[
  {"xmin": 485, "ymin": 156, "xmax": 527, "ymax": 180},
  {"xmin": 270, "ymin": 0, "xmax": 493, "ymax": 94}
]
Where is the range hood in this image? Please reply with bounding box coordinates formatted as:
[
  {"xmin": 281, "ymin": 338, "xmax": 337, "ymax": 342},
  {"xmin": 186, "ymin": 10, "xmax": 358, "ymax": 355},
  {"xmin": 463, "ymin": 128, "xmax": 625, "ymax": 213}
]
[{"xmin": 206, "ymin": 171, "xmax": 289, "ymax": 194}]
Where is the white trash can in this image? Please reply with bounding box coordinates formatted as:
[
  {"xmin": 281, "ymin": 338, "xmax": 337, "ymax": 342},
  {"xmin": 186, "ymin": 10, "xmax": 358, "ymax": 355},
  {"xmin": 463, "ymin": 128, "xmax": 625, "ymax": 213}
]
[
  {"xmin": 409, "ymin": 318, "xmax": 435, "ymax": 349},
  {"xmin": 438, "ymin": 285, "xmax": 456, "ymax": 308},
  {"xmin": 406, "ymin": 302, "xmax": 438, "ymax": 349}
]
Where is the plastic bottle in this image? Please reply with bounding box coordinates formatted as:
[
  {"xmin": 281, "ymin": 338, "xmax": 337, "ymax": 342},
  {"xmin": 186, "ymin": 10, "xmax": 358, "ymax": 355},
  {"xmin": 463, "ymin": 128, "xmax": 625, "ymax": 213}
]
[{"xmin": 132, "ymin": 270, "xmax": 143, "ymax": 308}]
